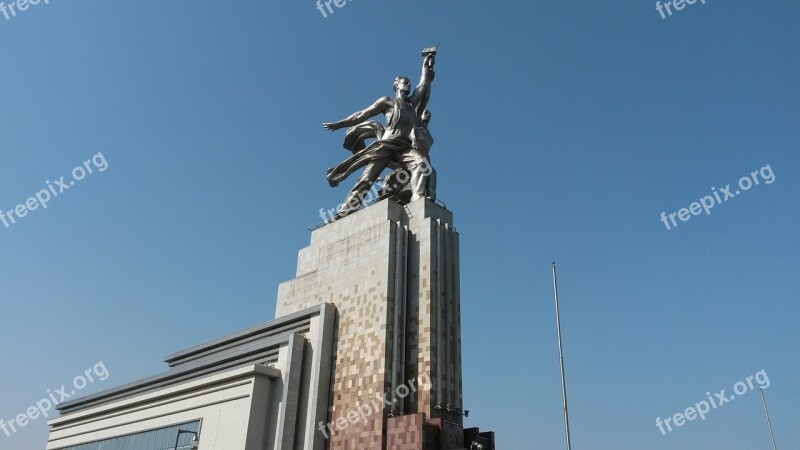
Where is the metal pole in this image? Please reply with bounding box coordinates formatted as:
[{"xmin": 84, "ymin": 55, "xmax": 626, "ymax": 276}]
[
  {"xmin": 552, "ymin": 262, "xmax": 572, "ymax": 450},
  {"xmin": 759, "ymin": 389, "xmax": 778, "ymax": 450}
]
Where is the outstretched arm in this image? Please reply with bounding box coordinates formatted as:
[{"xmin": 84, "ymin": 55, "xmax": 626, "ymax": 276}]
[
  {"xmin": 323, "ymin": 97, "xmax": 393, "ymax": 131},
  {"xmin": 409, "ymin": 54, "xmax": 435, "ymax": 110}
]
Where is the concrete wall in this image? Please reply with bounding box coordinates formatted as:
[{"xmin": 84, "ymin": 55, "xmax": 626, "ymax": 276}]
[
  {"xmin": 48, "ymin": 304, "xmax": 336, "ymax": 450},
  {"xmin": 47, "ymin": 365, "xmax": 278, "ymax": 450}
]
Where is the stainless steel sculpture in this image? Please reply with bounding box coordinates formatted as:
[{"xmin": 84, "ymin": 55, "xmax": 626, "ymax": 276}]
[
  {"xmin": 410, "ymin": 109, "xmax": 436, "ymax": 201},
  {"xmin": 323, "ymin": 48, "xmax": 438, "ymax": 219}
]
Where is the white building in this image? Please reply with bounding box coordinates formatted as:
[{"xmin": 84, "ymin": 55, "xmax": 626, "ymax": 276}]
[{"xmin": 46, "ymin": 304, "xmax": 335, "ymax": 450}]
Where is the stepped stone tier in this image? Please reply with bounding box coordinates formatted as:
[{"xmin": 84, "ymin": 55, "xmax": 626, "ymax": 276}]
[{"xmin": 277, "ymin": 197, "xmax": 493, "ymax": 450}]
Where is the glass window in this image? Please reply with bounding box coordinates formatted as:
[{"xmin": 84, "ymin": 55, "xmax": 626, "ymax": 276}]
[{"xmin": 58, "ymin": 420, "xmax": 201, "ymax": 450}]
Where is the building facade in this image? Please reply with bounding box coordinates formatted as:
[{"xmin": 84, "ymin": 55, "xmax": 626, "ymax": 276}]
[
  {"xmin": 47, "ymin": 305, "xmax": 335, "ymax": 450},
  {"xmin": 47, "ymin": 199, "xmax": 494, "ymax": 450}
]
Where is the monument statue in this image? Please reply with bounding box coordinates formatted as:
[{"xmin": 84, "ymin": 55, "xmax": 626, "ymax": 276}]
[
  {"xmin": 323, "ymin": 47, "xmax": 438, "ymax": 220},
  {"xmin": 410, "ymin": 109, "xmax": 436, "ymax": 201},
  {"xmin": 377, "ymin": 109, "xmax": 436, "ymax": 203}
]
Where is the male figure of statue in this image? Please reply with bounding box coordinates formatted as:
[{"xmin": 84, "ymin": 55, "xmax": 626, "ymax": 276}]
[{"xmin": 323, "ymin": 53, "xmax": 435, "ymax": 219}]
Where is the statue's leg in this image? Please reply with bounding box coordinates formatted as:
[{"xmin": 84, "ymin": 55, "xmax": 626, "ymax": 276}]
[
  {"xmin": 399, "ymin": 151, "xmax": 432, "ymax": 201},
  {"xmin": 426, "ymin": 164, "xmax": 437, "ymax": 201},
  {"xmin": 336, "ymin": 157, "xmax": 391, "ymax": 218}
]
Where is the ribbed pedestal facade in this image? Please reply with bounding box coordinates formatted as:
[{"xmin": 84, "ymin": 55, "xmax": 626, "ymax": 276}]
[{"xmin": 276, "ymin": 198, "xmax": 463, "ymax": 450}]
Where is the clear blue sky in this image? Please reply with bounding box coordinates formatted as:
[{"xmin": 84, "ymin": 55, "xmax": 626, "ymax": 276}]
[{"xmin": 1, "ymin": 1, "xmax": 798, "ymax": 449}]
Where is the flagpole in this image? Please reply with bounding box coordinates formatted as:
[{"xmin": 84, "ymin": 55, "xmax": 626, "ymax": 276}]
[
  {"xmin": 552, "ymin": 262, "xmax": 572, "ymax": 450},
  {"xmin": 759, "ymin": 388, "xmax": 778, "ymax": 450}
]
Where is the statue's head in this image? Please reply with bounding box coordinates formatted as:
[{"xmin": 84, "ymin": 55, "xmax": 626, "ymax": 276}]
[
  {"xmin": 393, "ymin": 76, "xmax": 411, "ymax": 99},
  {"xmin": 422, "ymin": 110, "xmax": 431, "ymax": 125}
]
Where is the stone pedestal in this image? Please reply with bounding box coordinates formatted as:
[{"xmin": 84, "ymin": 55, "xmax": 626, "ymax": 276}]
[{"xmin": 276, "ymin": 198, "xmax": 464, "ymax": 449}]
